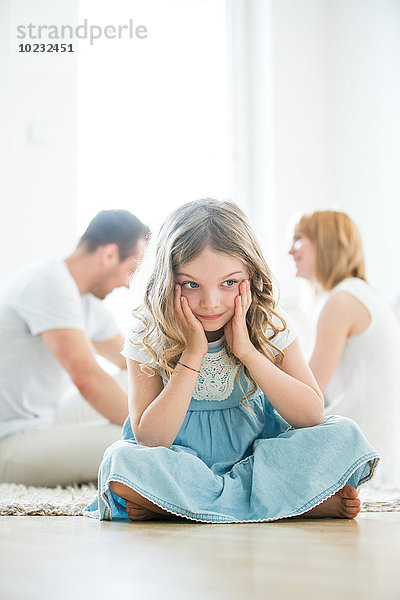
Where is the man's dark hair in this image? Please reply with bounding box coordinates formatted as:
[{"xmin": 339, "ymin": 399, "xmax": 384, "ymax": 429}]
[{"xmin": 78, "ymin": 210, "xmax": 149, "ymax": 260}]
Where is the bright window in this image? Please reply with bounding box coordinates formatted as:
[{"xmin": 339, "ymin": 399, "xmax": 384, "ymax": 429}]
[{"xmin": 77, "ymin": 0, "xmax": 229, "ymax": 330}]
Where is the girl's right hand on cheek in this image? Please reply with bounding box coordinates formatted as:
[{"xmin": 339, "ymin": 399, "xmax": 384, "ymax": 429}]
[{"xmin": 174, "ymin": 284, "xmax": 208, "ymax": 357}]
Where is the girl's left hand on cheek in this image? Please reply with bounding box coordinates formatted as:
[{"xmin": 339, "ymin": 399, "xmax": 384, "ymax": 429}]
[{"xmin": 224, "ymin": 279, "xmax": 254, "ymax": 361}]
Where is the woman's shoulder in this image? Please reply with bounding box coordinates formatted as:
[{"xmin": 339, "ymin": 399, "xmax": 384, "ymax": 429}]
[
  {"xmin": 328, "ymin": 278, "xmax": 376, "ymax": 316},
  {"xmin": 329, "ymin": 278, "xmax": 400, "ymax": 332},
  {"xmin": 318, "ymin": 279, "xmax": 377, "ymax": 341},
  {"xmin": 331, "ymin": 277, "xmax": 369, "ymax": 296}
]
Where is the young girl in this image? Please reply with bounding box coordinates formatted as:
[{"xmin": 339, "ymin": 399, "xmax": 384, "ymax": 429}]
[
  {"xmin": 290, "ymin": 210, "xmax": 400, "ymax": 489},
  {"xmin": 86, "ymin": 199, "xmax": 379, "ymax": 523}
]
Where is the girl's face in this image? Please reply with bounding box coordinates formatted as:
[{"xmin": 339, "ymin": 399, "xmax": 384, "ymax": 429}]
[
  {"xmin": 175, "ymin": 247, "xmax": 250, "ymax": 337},
  {"xmin": 289, "ymin": 231, "xmax": 316, "ymax": 281}
]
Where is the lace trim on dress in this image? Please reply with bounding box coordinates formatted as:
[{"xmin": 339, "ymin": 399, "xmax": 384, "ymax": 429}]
[{"xmin": 193, "ymin": 347, "xmax": 240, "ymax": 402}]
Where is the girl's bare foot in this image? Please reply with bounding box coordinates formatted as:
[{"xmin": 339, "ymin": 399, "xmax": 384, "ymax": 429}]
[
  {"xmin": 125, "ymin": 500, "xmax": 166, "ymax": 521},
  {"xmin": 302, "ymin": 485, "xmax": 361, "ymax": 519},
  {"xmin": 109, "ymin": 481, "xmax": 172, "ymax": 522}
]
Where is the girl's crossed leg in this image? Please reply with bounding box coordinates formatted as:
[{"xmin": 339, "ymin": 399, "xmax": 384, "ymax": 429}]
[{"xmin": 109, "ymin": 481, "xmax": 361, "ymax": 522}]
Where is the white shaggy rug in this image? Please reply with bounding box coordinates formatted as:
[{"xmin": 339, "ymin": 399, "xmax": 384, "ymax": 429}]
[
  {"xmin": 0, "ymin": 483, "xmax": 399, "ymax": 516},
  {"xmin": 0, "ymin": 483, "xmax": 97, "ymax": 516}
]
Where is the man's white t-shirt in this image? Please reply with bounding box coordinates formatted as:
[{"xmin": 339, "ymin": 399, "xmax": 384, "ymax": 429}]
[{"xmin": 0, "ymin": 259, "xmax": 119, "ymax": 441}]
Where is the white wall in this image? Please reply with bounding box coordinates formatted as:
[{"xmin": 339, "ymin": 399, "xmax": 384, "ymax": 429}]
[
  {"xmin": 227, "ymin": 0, "xmax": 277, "ymax": 267},
  {"xmin": 272, "ymin": 0, "xmax": 333, "ymax": 300},
  {"xmin": 328, "ymin": 0, "xmax": 400, "ymax": 303},
  {"xmin": 228, "ymin": 0, "xmax": 400, "ymax": 306},
  {"xmin": 77, "ymin": 0, "xmax": 229, "ymax": 236},
  {"xmin": 0, "ymin": 0, "xmax": 78, "ymax": 280}
]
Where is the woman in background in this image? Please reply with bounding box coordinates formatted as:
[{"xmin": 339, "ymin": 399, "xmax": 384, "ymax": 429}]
[{"xmin": 290, "ymin": 210, "xmax": 400, "ymax": 489}]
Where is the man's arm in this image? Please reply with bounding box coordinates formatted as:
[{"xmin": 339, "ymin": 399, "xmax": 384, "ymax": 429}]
[
  {"xmin": 41, "ymin": 329, "xmax": 128, "ymax": 425},
  {"xmin": 92, "ymin": 333, "xmax": 126, "ymax": 369}
]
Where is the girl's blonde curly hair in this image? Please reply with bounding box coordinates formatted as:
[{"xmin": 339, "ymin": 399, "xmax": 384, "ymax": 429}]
[{"xmin": 131, "ymin": 199, "xmax": 287, "ymax": 406}]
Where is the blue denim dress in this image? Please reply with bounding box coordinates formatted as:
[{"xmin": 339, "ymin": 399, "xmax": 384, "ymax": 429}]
[{"xmin": 85, "ymin": 339, "xmax": 379, "ymax": 523}]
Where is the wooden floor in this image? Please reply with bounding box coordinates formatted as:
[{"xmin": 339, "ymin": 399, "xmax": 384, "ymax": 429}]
[{"xmin": 1, "ymin": 513, "xmax": 399, "ymax": 600}]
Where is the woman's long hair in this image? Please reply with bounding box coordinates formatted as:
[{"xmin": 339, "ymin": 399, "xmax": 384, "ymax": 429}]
[
  {"xmin": 296, "ymin": 210, "xmax": 366, "ymax": 291},
  {"xmin": 131, "ymin": 199, "xmax": 287, "ymax": 405}
]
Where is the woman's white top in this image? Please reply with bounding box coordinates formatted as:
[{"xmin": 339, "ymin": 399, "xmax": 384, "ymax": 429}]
[{"xmin": 324, "ymin": 278, "xmax": 400, "ymax": 489}]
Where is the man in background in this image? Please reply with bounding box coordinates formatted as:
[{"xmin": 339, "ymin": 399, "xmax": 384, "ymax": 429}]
[{"xmin": 0, "ymin": 209, "xmax": 148, "ymax": 486}]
